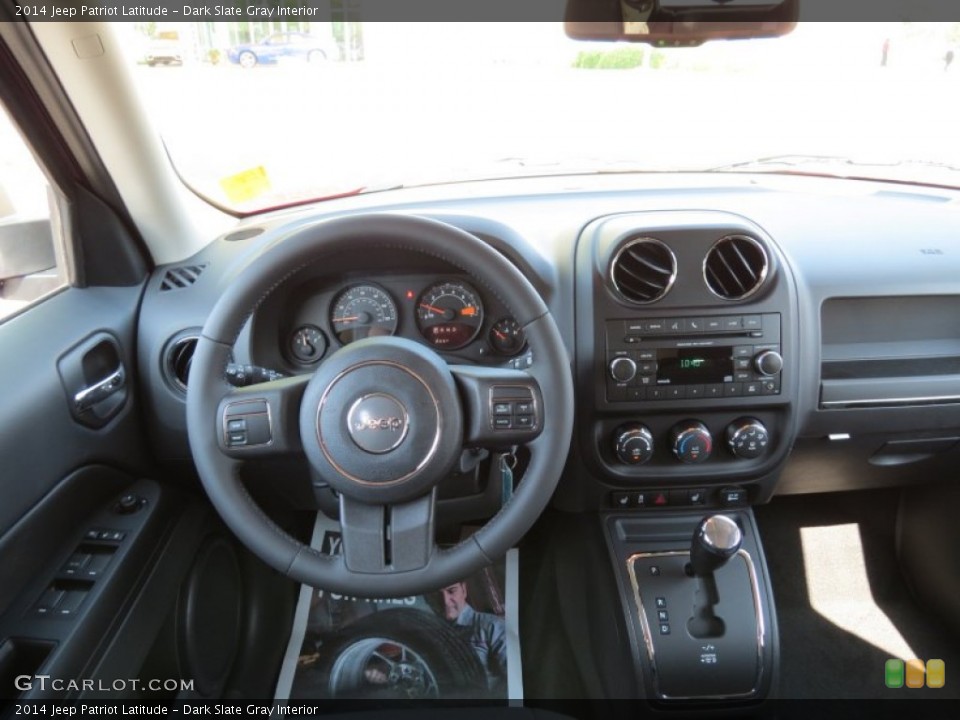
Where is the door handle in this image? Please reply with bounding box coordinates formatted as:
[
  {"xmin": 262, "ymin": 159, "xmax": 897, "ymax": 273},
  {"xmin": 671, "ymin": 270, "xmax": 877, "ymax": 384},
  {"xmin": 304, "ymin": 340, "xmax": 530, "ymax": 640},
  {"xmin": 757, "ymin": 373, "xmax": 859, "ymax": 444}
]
[{"xmin": 74, "ymin": 367, "xmax": 125, "ymax": 413}]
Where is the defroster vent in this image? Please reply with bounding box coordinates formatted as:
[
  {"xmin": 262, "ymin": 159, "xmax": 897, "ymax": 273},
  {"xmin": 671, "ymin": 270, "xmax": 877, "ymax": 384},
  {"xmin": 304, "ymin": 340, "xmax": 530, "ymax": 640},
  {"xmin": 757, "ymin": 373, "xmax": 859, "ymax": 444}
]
[
  {"xmin": 160, "ymin": 264, "xmax": 208, "ymax": 291},
  {"xmin": 609, "ymin": 238, "xmax": 677, "ymax": 304}
]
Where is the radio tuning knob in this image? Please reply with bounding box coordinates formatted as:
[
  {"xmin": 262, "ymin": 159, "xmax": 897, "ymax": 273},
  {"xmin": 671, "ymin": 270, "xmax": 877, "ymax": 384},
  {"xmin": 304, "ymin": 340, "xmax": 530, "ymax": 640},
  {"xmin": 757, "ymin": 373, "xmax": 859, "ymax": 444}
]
[
  {"xmin": 726, "ymin": 417, "xmax": 770, "ymax": 459},
  {"xmin": 609, "ymin": 356, "xmax": 637, "ymax": 383},
  {"xmin": 614, "ymin": 424, "xmax": 654, "ymax": 465},
  {"xmin": 670, "ymin": 420, "xmax": 713, "ymax": 464},
  {"xmin": 753, "ymin": 350, "xmax": 783, "ymax": 377}
]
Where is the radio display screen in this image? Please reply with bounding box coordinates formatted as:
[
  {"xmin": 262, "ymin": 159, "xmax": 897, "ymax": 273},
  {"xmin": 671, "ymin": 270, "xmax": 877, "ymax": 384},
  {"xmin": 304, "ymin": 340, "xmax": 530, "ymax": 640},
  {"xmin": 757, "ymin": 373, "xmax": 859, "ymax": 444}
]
[{"xmin": 658, "ymin": 347, "xmax": 734, "ymax": 384}]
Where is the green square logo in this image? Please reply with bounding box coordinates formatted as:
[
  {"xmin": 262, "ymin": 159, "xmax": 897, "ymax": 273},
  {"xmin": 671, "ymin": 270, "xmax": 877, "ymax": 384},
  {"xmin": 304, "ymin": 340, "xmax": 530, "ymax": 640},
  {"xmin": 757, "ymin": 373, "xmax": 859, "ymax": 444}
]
[{"xmin": 886, "ymin": 658, "xmax": 905, "ymax": 688}]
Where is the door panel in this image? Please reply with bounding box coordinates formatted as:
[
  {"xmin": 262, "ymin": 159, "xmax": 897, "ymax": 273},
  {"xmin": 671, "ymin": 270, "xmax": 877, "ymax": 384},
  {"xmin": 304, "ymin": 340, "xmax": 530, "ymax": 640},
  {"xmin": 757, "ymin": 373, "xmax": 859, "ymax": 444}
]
[{"xmin": 0, "ymin": 283, "xmax": 148, "ymax": 540}]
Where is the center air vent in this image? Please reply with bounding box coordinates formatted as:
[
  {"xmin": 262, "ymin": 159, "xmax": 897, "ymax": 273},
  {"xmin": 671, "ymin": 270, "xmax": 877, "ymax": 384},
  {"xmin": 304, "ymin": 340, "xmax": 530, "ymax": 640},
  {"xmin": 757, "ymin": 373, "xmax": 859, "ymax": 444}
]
[
  {"xmin": 609, "ymin": 237, "xmax": 677, "ymax": 304},
  {"xmin": 160, "ymin": 264, "xmax": 208, "ymax": 291},
  {"xmin": 165, "ymin": 335, "xmax": 198, "ymax": 392},
  {"xmin": 703, "ymin": 235, "xmax": 769, "ymax": 301}
]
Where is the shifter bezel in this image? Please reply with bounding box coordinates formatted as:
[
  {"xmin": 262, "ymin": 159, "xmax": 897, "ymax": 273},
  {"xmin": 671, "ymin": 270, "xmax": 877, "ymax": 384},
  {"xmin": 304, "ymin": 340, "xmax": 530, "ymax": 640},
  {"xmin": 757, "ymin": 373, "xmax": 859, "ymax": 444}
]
[{"xmin": 602, "ymin": 509, "xmax": 779, "ymax": 702}]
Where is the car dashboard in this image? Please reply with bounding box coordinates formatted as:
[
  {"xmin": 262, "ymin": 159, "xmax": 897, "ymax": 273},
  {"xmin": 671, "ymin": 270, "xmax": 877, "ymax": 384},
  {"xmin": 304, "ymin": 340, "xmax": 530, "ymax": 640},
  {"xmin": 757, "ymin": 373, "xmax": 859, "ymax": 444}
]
[{"xmin": 138, "ymin": 171, "xmax": 960, "ymax": 512}]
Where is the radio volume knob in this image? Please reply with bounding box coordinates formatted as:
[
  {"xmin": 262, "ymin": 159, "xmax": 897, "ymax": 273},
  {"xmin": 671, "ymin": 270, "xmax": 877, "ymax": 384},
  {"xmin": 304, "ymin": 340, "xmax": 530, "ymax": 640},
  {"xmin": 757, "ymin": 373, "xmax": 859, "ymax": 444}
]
[
  {"xmin": 614, "ymin": 424, "xmax": 654, "ymax": 465},
  {"xmin": 670, "ymin": 421, "xmax": 713, "ymax": 464},
  {"xmin": 753, "ymin": 350, "xmax": 783, "ymax": 377},
  {"xmin": 609, "ymin": 356, "xmax": 638, "ymax": 383},
  {"xmin": 727, "ymin": 418, "xmax": 770, "ymax": 459}
]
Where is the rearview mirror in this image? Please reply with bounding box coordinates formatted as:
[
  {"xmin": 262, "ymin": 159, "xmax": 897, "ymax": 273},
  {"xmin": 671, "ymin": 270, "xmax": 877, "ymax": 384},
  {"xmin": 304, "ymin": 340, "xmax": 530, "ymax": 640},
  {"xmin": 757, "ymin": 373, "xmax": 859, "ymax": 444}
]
[{"xmin": 565, "ymin": 0, "xmax": 798, "ymax": 46}]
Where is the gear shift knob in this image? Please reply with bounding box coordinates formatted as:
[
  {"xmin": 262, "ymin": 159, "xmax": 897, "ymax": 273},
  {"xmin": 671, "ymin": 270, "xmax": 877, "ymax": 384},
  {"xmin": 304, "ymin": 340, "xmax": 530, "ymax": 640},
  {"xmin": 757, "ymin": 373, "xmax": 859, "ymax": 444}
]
[{"xmin": 689, "ymin": 515, "xmax": 742, "ymax": 577}]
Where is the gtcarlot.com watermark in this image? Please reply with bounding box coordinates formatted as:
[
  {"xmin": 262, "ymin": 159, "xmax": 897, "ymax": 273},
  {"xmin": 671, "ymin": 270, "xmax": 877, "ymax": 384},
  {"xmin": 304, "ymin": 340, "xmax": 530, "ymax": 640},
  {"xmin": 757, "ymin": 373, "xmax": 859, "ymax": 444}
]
[{"xmin": 14, "ymin": 675, "xmax": 195, "ymax": 693}]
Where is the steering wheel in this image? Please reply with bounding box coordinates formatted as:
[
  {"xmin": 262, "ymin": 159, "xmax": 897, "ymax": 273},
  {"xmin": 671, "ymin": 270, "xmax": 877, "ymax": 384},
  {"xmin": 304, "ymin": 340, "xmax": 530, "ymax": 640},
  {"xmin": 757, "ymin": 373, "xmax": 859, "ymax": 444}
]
[{"xmin": 186, "ymin": 214, "xmax": 573, "ymax": 596}]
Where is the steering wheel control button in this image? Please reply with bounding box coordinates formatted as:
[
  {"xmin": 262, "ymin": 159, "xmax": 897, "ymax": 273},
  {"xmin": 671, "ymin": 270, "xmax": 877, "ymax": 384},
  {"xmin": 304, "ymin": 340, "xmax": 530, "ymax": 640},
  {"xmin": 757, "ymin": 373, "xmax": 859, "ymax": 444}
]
[
  {"xmin": 221, "ymin": 399, "xmax": 272, "ymax": 449},
  {"xmin": 490, "ymin": 386, "xmax": 538, "ymax": 433},
  {"xmin": 614, "ymin": 423, "xmax": 654, "ymax": 465},
  {"xmin": 727, "ymin": 418, "xmax": 770, "ymax": 459},
  {"xmin": 670, "ymin": 421, "xmax": 713, "ymax": 464},
  {"xmin": 346, "ymin": 393, "xmax": 410, "ymax": 454}
]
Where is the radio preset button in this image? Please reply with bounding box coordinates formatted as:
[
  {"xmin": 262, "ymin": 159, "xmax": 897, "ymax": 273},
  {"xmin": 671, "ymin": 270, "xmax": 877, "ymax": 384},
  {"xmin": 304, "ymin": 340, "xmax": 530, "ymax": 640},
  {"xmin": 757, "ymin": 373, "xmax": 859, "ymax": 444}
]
[{"xmin": 724, "ymin": 383, "xmax": 743, "ymax": 397}]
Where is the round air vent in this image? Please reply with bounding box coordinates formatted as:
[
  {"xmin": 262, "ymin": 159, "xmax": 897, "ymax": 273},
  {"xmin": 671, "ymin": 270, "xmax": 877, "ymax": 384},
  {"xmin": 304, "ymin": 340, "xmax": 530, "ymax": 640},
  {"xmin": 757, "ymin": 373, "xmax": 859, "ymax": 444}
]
[
  {"xmin": 609, "ymin": 237, "xmax": 677, "ymax": 304},
  {"xmin": 703, "ymin": 235, "xmax": 770, "ymax": 301},
  {"xmin": 165, "ymin": 335, "xmax": 199, "ymax": 393}
]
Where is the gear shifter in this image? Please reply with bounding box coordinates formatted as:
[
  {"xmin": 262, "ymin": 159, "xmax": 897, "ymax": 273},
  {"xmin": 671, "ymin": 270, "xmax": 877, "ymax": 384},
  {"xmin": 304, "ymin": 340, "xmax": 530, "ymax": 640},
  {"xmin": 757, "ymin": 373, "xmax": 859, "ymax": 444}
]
[{"xmin": 689, "ymin": 515, "xmax": 742, "ymax": 577}]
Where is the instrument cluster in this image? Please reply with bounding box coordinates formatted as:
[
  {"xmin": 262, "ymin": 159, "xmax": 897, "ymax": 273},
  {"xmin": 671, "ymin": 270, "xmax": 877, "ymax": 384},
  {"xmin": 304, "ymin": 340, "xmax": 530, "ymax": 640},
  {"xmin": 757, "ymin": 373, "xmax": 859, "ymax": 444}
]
[{"xmin": 281, "ymin": 276, "xmax": 527, "ymax": 369}]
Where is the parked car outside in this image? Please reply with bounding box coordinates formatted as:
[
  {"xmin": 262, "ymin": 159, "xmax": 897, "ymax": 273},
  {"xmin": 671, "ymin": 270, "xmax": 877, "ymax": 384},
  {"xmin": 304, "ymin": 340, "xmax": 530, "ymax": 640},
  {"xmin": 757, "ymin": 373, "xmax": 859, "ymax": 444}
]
[
  {"xmin": 144, "ymin": 38, "xmax": 184, "ymax": 67},
  {"xmin": 226, "ymin": 32, "xmax": 336, "ymax": 68}
]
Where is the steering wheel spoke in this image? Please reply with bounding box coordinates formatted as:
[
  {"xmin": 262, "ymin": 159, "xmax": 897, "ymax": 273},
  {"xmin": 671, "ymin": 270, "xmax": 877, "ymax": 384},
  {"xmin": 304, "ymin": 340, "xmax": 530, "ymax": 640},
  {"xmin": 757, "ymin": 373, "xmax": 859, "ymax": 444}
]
[
  {"xmin": 216, "ymin": 374, "xmax": 310, "ymax": 458},
  {"xmin": 339, "ymin": 490, "xmax": 437, "ymax": 573},
  {"xmin": 450, "ymin": 365, "xmax": 544, "ymax": 448}
]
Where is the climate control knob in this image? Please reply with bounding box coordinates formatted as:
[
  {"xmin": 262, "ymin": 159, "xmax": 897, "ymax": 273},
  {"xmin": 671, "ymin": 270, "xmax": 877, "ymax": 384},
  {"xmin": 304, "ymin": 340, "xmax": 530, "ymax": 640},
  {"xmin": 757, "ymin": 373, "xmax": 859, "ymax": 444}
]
[
  {"xmin": 613, "ymin": 424, "xmax": 654, "ymax": 465},
  {"xmin": 609, "ymin": 356, "xmax": 638, "ymax": 383},
  {"xmin": 726, "ymin": 418, "xmax": 770, "ymax": 459},
  {"xmin": 753, "ymin": 350, "xmax": 783, "ymax": 377},
  {"xmin": 670, "ymin": 420, "xmax": 713, "ymax": 464}
]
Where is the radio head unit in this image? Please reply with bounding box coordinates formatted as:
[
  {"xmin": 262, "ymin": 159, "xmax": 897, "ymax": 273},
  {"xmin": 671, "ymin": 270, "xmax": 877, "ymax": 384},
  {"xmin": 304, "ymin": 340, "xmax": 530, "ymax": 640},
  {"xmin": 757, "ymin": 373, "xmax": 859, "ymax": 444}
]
[{"xmin": 605, "ymin": 313, "xmax": 782, "ymax": 403}]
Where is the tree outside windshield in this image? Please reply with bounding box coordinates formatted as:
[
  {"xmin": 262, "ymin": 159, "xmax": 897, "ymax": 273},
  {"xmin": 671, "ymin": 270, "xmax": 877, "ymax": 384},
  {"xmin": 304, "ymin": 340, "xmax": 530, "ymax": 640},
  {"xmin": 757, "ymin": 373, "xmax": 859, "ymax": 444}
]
[{"xmin": 118, "ymin": 22, "xmax": 960, "ymax": 213}]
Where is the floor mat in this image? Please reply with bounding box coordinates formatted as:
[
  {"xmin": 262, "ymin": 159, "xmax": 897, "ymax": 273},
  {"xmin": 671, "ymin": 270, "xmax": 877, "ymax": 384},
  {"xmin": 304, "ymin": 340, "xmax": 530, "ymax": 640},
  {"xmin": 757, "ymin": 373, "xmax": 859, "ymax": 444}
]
[
  {"xmin": 273, "ymin": 514, "xmax": 523, "ymax": 702},
  {"xmin": 755, "ymin": 489, "xmax": 960, "ymax": 698}
]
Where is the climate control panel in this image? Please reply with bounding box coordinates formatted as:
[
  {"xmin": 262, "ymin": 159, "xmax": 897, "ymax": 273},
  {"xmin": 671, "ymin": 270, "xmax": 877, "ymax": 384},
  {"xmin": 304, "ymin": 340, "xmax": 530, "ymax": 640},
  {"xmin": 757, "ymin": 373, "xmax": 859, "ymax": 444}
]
[{"xmin": 610, "ymin": 417, "xmax": 771, "ymax": 467}]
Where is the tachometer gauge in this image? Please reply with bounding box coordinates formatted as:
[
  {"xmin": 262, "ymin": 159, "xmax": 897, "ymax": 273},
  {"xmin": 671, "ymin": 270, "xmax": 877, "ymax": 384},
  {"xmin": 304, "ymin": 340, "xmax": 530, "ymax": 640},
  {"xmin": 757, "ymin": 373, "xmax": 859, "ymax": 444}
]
[
  {"xmin": 416, "ymin": 281, "xmax": 484, "ymax": 350},
  {"xmin": 489, "ymin": 317, "xmax": 526, "ymax": 356},
  {"xmin": 330, "ymin": 284, "xmax": 398, "ymax": 345},
  {"xmin": 289, "ymin": 324, "xmax": 328, "ymax": 364}
]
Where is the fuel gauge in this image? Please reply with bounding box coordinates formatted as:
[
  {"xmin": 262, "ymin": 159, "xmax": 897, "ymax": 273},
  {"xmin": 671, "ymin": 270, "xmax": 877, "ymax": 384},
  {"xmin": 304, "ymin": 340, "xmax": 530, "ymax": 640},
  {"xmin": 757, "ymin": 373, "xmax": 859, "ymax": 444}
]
[
  {"xmin": 489, "ymin": 317, "xmax": 526, "ymax": 356},
  {"xmin": 289, "ymin": 325, "xmax": 328, "ymax": 364}
]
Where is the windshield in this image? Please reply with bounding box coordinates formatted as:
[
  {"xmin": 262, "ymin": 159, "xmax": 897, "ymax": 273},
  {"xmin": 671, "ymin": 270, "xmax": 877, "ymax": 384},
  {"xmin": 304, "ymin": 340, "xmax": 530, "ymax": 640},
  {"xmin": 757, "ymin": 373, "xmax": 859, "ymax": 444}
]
[{"xmin": 119, "ymin": 22, "xmax": 960, "ymax": 213}]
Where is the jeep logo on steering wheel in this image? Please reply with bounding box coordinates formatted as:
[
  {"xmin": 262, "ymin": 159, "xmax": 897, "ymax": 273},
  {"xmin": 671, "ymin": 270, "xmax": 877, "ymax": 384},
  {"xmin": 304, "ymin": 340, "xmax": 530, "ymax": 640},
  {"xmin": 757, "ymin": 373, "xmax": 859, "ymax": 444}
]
[
  {"xmin": 346, "ymin": 393, "xmax": 410, "ymax": 454},
  {"xmin": 355, "ymin": 416, "xmax": 404, "ymax": 431}
]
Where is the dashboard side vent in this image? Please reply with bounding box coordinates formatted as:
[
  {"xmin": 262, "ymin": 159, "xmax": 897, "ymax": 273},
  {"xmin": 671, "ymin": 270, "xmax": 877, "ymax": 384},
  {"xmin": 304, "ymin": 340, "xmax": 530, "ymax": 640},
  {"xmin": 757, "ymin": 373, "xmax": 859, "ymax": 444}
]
[
  {"xmin": 609, "ymin": 238, "xmax": 677, "ymax": 304},
  {"xmin": 703, "ymin": 235, "xmax": 769, "ymax": 301},
  {"xmin": 166, "ymin": 335, "xmax": 198, "ymax": 392},
  {"xmin": 160, "ymin": 264, "xmax": 208, "ymax": 292}
]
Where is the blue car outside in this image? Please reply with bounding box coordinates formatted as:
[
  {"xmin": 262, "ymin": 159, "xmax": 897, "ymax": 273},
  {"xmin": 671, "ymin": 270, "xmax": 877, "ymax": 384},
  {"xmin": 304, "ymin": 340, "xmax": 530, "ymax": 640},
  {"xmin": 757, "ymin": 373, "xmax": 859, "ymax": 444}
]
[{"xmin": 226, "ymin": 32, "xmax": 334, "ymax": 68}]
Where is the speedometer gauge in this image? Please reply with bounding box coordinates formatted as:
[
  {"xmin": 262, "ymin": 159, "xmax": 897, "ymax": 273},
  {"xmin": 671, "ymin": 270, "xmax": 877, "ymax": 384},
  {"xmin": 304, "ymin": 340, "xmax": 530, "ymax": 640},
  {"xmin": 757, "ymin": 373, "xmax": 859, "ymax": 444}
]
[
  {"xmin": 416, "ymin": 281, "xmax": 484, "ymax": 350},
  {"xmin": 330, "ymin": 284, "xmax": 398, "ymax": 345}
]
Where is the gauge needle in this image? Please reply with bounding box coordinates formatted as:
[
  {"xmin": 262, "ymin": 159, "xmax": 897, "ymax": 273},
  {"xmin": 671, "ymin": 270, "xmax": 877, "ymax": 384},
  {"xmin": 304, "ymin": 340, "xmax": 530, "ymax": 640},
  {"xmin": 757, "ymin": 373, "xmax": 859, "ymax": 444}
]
[
  {"xmin": 419, "ymin": 303, "xmax": 445, "ymax": 314},
  {"xmin": 493, "ymin": 329, "xmax": 507, "ymax": 340},
  {"xmin": 333, "ymin": 316, "xmax": 359, "ymax": 323}
]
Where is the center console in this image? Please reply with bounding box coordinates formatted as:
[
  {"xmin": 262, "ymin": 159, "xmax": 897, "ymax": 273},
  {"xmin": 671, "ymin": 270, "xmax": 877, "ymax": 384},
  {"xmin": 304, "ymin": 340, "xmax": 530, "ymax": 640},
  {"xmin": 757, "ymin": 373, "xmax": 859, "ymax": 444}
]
[{"xmin": 571, "ymin": 210, "xmax": 799, "ymax": 704}]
